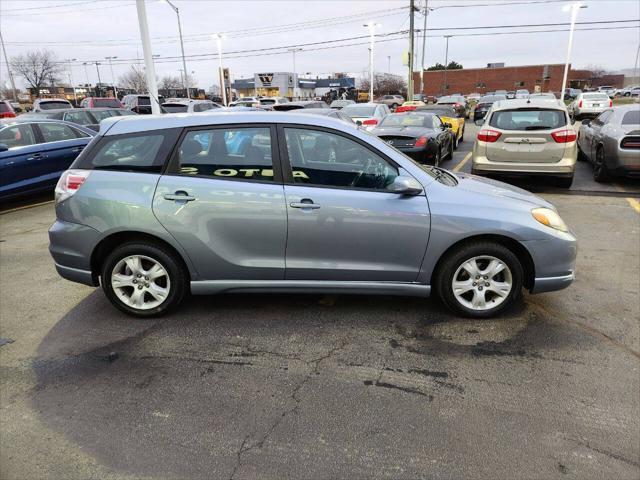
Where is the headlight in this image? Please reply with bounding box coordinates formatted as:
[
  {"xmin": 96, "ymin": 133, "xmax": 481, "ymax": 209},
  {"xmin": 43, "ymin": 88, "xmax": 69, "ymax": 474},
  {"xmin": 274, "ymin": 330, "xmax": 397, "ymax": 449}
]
[{"xmin": 531, "ymin": 207, "xmax": 568, "ymax": 232}]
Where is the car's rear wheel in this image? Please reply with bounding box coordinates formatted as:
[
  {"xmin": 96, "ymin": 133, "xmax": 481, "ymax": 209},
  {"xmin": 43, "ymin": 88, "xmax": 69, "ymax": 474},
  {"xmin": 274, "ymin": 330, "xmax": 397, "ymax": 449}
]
[
  {"xmin": 447, "ymin": 139, "xmax": 454, "ymax": 160},
  {"xmin": 593, "ymin": 146, "xmax": 610, "ymax": 182},
  {"xmin": 459, "ymin": 127, "xmax": 464, "ymax": 143},
  {"xmin": 101, "ymin": 242, "xmax": 187, "ymax": 318},
  {"xmin": 436, "ymin": 241, "xmax": 523, "ymax": 318}
]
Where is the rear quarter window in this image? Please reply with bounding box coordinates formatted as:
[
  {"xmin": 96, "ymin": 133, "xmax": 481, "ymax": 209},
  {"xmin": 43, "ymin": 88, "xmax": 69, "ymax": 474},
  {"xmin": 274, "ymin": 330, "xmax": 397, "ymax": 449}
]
[
  {"xmin": 72, "ymin": 129, "xmax": 179, "ymax": 172},
  {"xmin": 622, "ymin": 110, "xmax": 640, "ymax": 125}
]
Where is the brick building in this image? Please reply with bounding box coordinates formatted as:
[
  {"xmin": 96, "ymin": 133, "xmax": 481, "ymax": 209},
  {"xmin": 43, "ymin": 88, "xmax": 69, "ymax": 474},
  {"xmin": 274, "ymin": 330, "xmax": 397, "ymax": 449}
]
[{"xmin": 413, "ymin": 63, "xmax": 625, "ymax": 96}]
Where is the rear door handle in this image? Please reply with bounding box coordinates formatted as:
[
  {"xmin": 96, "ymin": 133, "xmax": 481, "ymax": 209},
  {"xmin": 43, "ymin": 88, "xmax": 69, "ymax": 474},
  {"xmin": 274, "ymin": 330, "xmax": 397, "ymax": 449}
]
[
  {"xmin": 26, "ymin": 153, "xmax": 44, "ymax": 161},
  {"xmin": 163, "ymin": 191, "xmax": 196, "ymax": 202},
  {"xmin": 290, "ymin": 200, "xmax": 320, "ymax": 209},
  {"xmin": 71, "ymin": 147, "xmax": 84, "ymax": 153}
]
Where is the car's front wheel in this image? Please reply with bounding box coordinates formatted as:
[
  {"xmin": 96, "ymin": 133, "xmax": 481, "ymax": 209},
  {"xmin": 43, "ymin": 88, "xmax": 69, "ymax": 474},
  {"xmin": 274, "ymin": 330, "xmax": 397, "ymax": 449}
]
[
  {"xmin": 101, "ymin": 242, "xmax": 187, "ymax": 317},
  {"xmin": 436, "ymin": 241, "xmax": 523, "ymax": 318}
]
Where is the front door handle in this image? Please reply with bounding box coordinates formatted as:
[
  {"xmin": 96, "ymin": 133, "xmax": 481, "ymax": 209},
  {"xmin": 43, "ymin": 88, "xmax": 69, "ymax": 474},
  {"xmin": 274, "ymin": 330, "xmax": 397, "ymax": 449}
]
[
  {"xmin": 26, "ymin": 153, "xmax": 44, "ymax": 161},
  {"xmin": 163, "ymin": 191, "xmax": 196, "ymax": 202},
  {"xmin": 71, "ymin": 147, "xmax": 84, "ymax": 153},
  {"xmin": 290, "ymin": 199, "xmax": 320, "ymax": 209}
]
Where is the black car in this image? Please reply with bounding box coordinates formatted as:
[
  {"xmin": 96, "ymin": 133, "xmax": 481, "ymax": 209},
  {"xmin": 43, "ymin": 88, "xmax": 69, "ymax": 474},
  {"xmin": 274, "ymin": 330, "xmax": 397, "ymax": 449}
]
[
  {"xmin": 435, "ymin": 95, "xmax": 469, "ymax": 118},
  {"xmin": 473, "ymin": 94, "xmax": 507, "ymax": 123},
  {"xmin": 273, "ymin": 100, "xmax": 328, "ymax": 111},
  {"xmin": 370, "ymin": 112, "xmax": 454, "ymax": 166},
  {"xmin": 19, "ymin": 108, "xmax": 137, "ymax": 131},
  {"xmin": 287, "ymin": 108, "xmax": 354, "ymax": 124}
]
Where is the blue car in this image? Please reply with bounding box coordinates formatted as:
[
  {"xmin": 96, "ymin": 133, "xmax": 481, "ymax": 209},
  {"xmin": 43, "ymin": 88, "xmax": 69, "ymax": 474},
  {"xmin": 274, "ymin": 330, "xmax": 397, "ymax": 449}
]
[{"xmin": 0, "ymin": 119, "xmax": 95, "ymax": 200}]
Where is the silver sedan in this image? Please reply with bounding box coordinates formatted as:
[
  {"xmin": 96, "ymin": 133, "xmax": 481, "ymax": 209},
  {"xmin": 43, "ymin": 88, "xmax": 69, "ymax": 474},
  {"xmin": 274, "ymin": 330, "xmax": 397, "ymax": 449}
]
[
  {"xmin": 577, "ymin": 104, "xmax": 640, "ymax": 181},
  {"xmin": 568, "ymin": 92, "xmax": 612, "ymax": 120}
]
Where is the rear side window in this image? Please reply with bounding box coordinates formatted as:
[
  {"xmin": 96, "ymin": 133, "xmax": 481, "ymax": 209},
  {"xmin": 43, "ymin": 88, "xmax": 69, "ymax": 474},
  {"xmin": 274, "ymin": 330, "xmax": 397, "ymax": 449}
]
[
  {"xmin": 39, "ymin": 123, "xmax": 86, "ymax": 142},
  {"xmin": 0, "ymin": 124, "xmax": 36, "ymax": 148},
  {"xmin": 175, "ymin": 127, "xmax": 275, "ymax": 182},
  {"xmin": 622, "ymin": 110, "xmax": 640, "ymax": 125},
  {"xmin": 489, "ymin": 109, "xmax": 566, "ymax": 130},
  {"xmin": 74, "ymin": 129, "xmax": 178, "ymax": 172}
]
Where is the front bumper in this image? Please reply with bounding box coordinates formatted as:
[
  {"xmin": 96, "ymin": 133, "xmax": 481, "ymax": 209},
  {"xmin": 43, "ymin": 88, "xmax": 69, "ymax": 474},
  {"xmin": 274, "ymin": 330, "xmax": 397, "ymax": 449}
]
[
  {"xmin": 523, "ymin": 230, "xmax": 578, "ymax": 294},
  {"xmin": 49, "ymin": 219, "xmax": 101, "ymax": 287}
]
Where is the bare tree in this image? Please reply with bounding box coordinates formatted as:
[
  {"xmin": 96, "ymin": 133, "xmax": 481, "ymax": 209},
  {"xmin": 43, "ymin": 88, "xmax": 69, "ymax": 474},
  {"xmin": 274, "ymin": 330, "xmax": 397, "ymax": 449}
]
[
  {"xmin": 118, "ymin": 65, "xmax": 149, "ymax": 93},
  {"xmin": 10, "ymin": 50, "xmax": 62, "ymax": 96},
  {"xmin": 359, "ymin": 73, "xmax": 407, "ymax": 97},
  {"xmin": 159, "ymin": 75, "xmax": 182, "ymax": 90}
]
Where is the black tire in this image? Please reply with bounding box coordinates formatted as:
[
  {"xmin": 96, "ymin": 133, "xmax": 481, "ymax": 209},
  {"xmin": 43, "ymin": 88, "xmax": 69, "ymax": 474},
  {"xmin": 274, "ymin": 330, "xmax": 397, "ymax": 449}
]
[
  {"xmin": 459, "ymin": 126, "xmax": 464, "ymax": 143},
  {"xmin": 556, "ymin": 176, "xmax": 574, "ymax": 189},
  {"xmin": 391, "ymin": 103, "xmax": 399, "ymax": 109},
  {"xmin": 435, "ymin": 241, "xmax": 523, "ymax": 318},
  {"xmin": 593, "ymin": 146, "xmax": 610, "ymax": 183},
  {"xmin": 101, "ymin": 242, "xmax": 187, "ymax": 318},
  {"xmin": 447, "ymin": 139, "xmax": 454, "ymax": 160}
]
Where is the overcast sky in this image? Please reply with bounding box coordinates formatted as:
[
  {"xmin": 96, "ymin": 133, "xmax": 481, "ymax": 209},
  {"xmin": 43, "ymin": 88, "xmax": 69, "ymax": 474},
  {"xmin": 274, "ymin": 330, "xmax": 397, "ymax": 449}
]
[{"xmin": 1, "ymin": 0, "xmax": 639, "ymax": 90}]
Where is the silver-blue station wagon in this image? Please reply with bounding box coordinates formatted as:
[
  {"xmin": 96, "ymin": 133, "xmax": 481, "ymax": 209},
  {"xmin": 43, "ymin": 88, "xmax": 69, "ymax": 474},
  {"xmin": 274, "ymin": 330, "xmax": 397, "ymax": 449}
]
[{"xmin": 49, "ymin": 111, "xmax": 577, "ymax": 318}]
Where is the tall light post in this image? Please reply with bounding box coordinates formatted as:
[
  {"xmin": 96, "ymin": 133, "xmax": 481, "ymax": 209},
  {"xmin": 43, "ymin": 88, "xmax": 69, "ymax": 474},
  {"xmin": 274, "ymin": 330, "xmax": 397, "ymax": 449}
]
[
  {"xmin": 363, "ymin": 22, "xmax": 381, "ymax": 102},
  {"xmin": 158, "ymin": 0, "xmax": 190, "ymax": 99},
  {"xmin": 65, "ymin": 58, "xmax": 77, "ymax": 105},
  {"xmin": 136, "ymin": 0, "xmax": 161, "ymax": 114},
  {"xmin": 560, "ymin": 2, "xmax": 587, "ymax": 101},
  {"xmin": 212, "ymin": 34, "xmax": 227, "ymax": 106},
  {"xmin": 419, "ymin": 2, "xmax": 432, "ymax": 97},
  {"xmin": 442, "ymin": 35, "xmax": 452, "ymax": 96},
  {"xmin": 93, "ymin": 61, "xmax": 102, "ymax": 96},
  {"xmin": 0, "ymin": 30, "xmax": 18, "ymax": 101},
  {"xmin": 105, "ymin": 56, "xmax": 118, "ymax": 98},
  {"xmin": 82, "ymin": 62, "xmax": 91, "ymax": 86},
  {"xmin": 287, "ymin": 47, "xmax": 302, "ymax": 100}
]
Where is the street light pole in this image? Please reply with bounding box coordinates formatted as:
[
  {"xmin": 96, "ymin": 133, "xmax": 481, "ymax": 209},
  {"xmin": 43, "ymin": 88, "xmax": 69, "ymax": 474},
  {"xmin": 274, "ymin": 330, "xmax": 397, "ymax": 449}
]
[
  {"xmin": 364, "ymin": 22, "xmax": 380, "ymax": 102},
  {"xmin": 442, "ymin": 35, "xmax": 452, "ymax": 96},
  {"xmin": 159, "ymin": 0, "xmax": 190, "ymax": 99},
  {"xmin": 213, "ymin": 34, "xmax": 227, "ymax": 106},
  {"xmin": 105, "ymin": 56, "xmax": 118, "ymax": 98},
  {"xmin": 0, "ymin": 30, "xmax": 18, "ymax": 101},
  {"xmin": 82, "ymin": 62, "xmax": 90, "ymax": 86},
  {"xmin": 135, "ymin": 0, "xmax": 161, "ymax": 114},
  {"xmin": 93, "ymin": 61, "xmax": 102, "ymax": 96},
  {"xmin": 65, "ymin": 58, "xmax": 77, "ymax": 105},
  {"xmin": 287, "ymin": 47, "xmax": 302, "ymax": 100},
  {"xmin": 419, "ymin": 1, "xmax": 431, "ymax": 97},
  {"xmin": 560, "ymin": 2, "xmax": 587, "ymax": 101}
]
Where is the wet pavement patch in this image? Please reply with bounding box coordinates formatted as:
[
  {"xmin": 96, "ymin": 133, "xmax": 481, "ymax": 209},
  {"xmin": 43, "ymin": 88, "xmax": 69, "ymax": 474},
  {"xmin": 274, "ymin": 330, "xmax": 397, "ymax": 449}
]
[
  {"xmin": 0, "ymin": 337, "xmax": 15, "ymax": 347},
  {"xmin": 363, "ymin": 379, "xmax": 434, "ymax": 400}
]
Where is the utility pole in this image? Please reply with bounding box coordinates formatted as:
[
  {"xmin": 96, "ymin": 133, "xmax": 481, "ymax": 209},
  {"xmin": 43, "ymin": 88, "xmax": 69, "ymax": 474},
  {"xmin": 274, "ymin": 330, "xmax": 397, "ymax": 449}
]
[
  {"xmin": 93, "ymin": 61, "xmax": 102, "ymax": 96},
  {"xmin": 105, "ymin": 56, "xmax": 118, "ymax": 98},
  {"xmin": 0, "ymin": 30, "xmax": 18, "ymax": 101},
  {"xmin": 65, "ymin": 58, "xmax": 77, "ymax": 105},
  {"xmin": 288, "ymin": 47, "xmax": 302, "ymax": 100},
  {"xmin": 419, "ymin": 1, "xmax": 430, "ymax": 97},
  {"xmin": 364, "ymin": 22, "xmax": 380, "ymax": 102},
  {"xmin": 560, "ymin": 3, "xmax": 587, "ymax": 101},
  {"xmin": 408, "ymin": 0, "xmax": 418, "ymax": 101},
  {"xmin": 442, "ymin": 35, "xmax": 452, "ymax": 96},
  {"xmin": 160, "ymin": 0, "xmax": 190, "ymax": 99},
  {"xmin": 387, "ymin": 55, "xmax": 391, "ymax": 74},
  {"xmin": 82, "ymin": 62, "xmax": 91, "ymax": 86},
  {"xmin": 213, "ymin": 34, "xmax": 227, "ymax": 106},
  {"xmin": 136, "ymin": 0, "xmax": 161, "ymax": 114}
]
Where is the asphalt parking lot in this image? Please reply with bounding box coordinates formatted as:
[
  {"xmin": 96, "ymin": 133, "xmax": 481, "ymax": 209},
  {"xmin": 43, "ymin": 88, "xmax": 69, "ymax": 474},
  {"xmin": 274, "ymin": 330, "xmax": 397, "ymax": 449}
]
[{"xmin": 1, "ymin": 122, "xmax": 639, "ymax": 480}]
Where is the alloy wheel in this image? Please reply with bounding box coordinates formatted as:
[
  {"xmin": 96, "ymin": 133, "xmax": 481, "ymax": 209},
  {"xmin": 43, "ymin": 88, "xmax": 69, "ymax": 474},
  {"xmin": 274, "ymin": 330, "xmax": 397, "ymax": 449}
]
[
  {"xmin": 451, "ymin": 256, "xmax": 513, "ymax": 311},
  {"xmin": 111, "ymin": 255, "xmax": 171, "ymax": 310}
]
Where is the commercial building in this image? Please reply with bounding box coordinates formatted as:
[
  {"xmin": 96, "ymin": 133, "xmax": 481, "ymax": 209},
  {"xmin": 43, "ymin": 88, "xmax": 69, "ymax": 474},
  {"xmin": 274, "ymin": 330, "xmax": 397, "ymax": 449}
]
[
  {"xmin": 232, "ymin": 73, "xmax": 355, "ymax": 99},
  {"xmin": 413, "ymin": 63, "xmax": 625, "ymax": 96}
]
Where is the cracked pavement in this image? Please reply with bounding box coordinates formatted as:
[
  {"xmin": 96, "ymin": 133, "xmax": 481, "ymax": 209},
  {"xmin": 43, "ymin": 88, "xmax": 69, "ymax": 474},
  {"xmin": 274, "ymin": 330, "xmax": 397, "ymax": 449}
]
[{"xmin": 1, "ymin": 193, "xmax": 639, "ymax": 480}]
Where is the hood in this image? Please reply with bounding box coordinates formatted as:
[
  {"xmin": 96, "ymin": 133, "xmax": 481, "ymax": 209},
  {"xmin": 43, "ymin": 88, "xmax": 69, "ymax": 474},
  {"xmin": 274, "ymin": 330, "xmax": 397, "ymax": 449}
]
[
  {"xmin": 372, "ymin": 126, "xmax": 434, "ymax": 137},
  {"xmin": 452, "ymin": 172, "xmax": 554, "ymax": 209}
]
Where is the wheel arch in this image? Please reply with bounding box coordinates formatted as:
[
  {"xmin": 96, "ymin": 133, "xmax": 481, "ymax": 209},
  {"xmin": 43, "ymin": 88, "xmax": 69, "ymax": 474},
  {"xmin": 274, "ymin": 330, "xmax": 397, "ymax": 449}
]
[
  {"xmin": 430, "ymin": 234, "xmax": 535, "ymax": 290},
  {"xmin": 90, "ymin": 231, "xmax": 193, "ymax": 284}
]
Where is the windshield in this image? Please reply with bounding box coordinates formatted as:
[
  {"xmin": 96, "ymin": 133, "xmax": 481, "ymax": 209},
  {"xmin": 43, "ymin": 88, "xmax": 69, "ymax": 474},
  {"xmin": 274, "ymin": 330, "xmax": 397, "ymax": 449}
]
[
  {"xmin": 583, "ymin": 93, "xmax": 609, "ymax": 101},
  {"xmin": 622, "ymin": 110, "xmax": 640, "ymax": 125},
  {"xmin": 489, "ymin": 109, "xmax": 566, "ymax": 130},
  {"xmin": 379, "ymin": 114, "xmax": 433, "ymax": 128},
  {"xmin": 342, "ymin": 106, "xmax": 376, "ymax": 117},
  {"xmin": 162, "ymin": 104, "xmax": 188, "ymax": 113},
  {"xmin": 260, "ymin": 99, "xmax": 276, "ymax": 105},
  {"xmin": 437, "ymin": 96, "xmax": 462, "ymax": 104},
  {"xmin": 39, "ymin": 101, "xmax": 71, "ymax": 110},
  {"xmin": 93, "ymin": 98, "xmax": 121, "ymax": 108}
]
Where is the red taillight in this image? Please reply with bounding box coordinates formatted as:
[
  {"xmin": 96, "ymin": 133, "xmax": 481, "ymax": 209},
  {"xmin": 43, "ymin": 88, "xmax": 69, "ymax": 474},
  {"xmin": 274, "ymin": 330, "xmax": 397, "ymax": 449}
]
[
  {"xmin": 551, "ymin": 129, "xmax": 577, "ymax": 143},
  {"xmin": 414, "ymin": 136, "xmax": 428, "ymax": 147},
  {"xmin": 362, "ymin": 119, "xmax": 378, "ymax": 126},
  {"xmin": 578, "ymin": 100, "xmax": 583, "ymax": 108},
  {"xmin": 621, "ymin": 137, "xmax": 640, "ymax": 149},
  {"xmin": 0, "ymin": 112, "xmax": 16, "ymax": 118},
  {"xmin": 396, "ymin": 106, "xmax": 416, "ymax": 113},
  {"xmin": 55, "ymin": 170, "xmax": 91, "ymax": 203},
  {"xmin": 609, "ymin": 100, "xmax": 613, "ymax": 107},
  {"xmin": 477, "ymin": 129, "xmax": 502, "ymax": 143}
]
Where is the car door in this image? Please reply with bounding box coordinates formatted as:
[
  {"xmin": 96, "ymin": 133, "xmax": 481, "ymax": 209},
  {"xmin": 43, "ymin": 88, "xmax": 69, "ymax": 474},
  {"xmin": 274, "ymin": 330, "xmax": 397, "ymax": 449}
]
[
  {"xmin": 153, "ymin": 124, "xmax": 287, "ymax": 280},
  {"xmin": 0, "ymin": 123, "xmax": 43, "ymax": 198},
  {"xmin": 279, "ymin": 125, "xmax": 430, "ymax": 282},
  {"xmin": 587, "ymin": 111, "xmax": 612, "ymax": 159},
  {"xmin": 33, "ymin": 122, "xmax": 92, "ymax": 182}
]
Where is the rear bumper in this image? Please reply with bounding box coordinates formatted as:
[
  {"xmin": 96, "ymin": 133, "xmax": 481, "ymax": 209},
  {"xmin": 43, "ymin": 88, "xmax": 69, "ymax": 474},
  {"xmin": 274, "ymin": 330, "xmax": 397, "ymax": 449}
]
[
  {"xmin": 472, "ymin": 152, "xmax": 577, "ymax": 176},
  {"xmin": 49, "ymin": 219, "xmax": 100, "ymax": 286},
  {"xmin": 54, "ymin": 263, "xmax": 96, "ymax": 287}
]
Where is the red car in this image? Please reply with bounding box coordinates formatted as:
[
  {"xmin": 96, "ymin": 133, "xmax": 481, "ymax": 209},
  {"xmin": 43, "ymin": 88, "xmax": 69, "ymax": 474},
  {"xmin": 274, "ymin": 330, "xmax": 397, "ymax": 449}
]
[
  {"xmin": 395, "ymin": 101, "xmax": 427, "ymax": 113},
  {"xmin": 0, "ymin": 100, "xmax": 16, "ymax": 119},
  {"xmin": 80, "ymin": 97, "xmax": 123, "ymax": 108}
]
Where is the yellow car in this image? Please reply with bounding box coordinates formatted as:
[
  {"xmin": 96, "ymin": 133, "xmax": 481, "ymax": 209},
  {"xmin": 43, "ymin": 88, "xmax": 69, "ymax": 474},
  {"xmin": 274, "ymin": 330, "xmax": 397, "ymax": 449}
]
[{"xmin": 416, "ymin": 105, "xmax": 466, "ymax": 148}]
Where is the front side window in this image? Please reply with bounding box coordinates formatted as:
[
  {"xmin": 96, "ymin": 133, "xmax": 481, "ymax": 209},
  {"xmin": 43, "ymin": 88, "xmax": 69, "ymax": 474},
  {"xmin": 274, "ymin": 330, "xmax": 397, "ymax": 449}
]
[
  {"xmin": 0, "ymin": 124, "xmax": 36, "ymax": 148},
  {"xmin": 284, "ymin": 128, "xmax": 398, "ymax": 190},
  {"xmin": 489, "ymin": 109, "xmax": 566, "ymax": 130},
  {"xmin": 38, "ymin": 123, "xmax": 85, "ymax": 142},
  {"xmin": 176, "ymin": 127, "xmax": 274, "ymax": 182}
]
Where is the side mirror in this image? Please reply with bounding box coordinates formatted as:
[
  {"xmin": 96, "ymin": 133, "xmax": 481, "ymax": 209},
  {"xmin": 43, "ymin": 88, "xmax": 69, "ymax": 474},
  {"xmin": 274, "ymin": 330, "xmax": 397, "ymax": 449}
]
[
  {"xmin": 388, "ymin": 175, "xmax": 423, "ymax": 195},
  {"xmin": 474, "ymin": 119, "xmax": 484, "ymax": 126},
  {"xmin": 582, "ymin": 119, "xmax": 591, "ymax": 127},
  {"xmin": 0, "ymin": 143, "xmax": 8, "ymax": 153},
  {"xmin": 442, "ymin": 122, "xmax": 452, "ymax": 129}
]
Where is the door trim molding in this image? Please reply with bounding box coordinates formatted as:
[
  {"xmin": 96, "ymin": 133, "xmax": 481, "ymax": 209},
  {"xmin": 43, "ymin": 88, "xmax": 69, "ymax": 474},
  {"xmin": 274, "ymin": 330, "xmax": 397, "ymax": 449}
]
[{"xmin": 190, "ymin": 280, "xmax": 430, "ymax": 297}]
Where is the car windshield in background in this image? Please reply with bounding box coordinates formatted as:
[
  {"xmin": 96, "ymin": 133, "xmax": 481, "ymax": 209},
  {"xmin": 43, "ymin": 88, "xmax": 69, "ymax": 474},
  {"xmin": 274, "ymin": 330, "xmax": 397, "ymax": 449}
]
[
  {"xmin": 342, "ymin": 106, "xmax": 376, "ymax": 117},
  {"xmin": 489, "ymin": 109, "xmax": 566, "ymax": 130},
  {"xmin": 622, "ymin": 110, "xmax": 640, "ymax": 125},
  {"xmin": 39, "ymin": 101, "xmax": 70, "ymax": 110},
  {"xmin": 93, "ymin": 99, "xmax": 121, "ymax": 108},
  {"xmin": 138, "ymin": 97, "xmax": 151, "ymax": 106},
  {"xmin": 260, "ymin": 99, "xmax": 276, "ymax": 105},
  {"xmin": 437, "ymin": 96, "xmax": 462, "ymax": 103},
  {"xmin": 63, "ymin": 111, "xmax": 95, "ymax": 125},
  {"xmin": 380, "ymin": 114, "xmax": 433, "ymax": 128},
  {"xmin": 420, "ymin": 107, "xmax": 456, "ymax": 116},
  {"xmin": 479, "ymin": 95, "xmax": 506, "ymax": 103},
  {"xmin": 162, "ymin": 104, "xmax": 189, "ymax": 113},
  {"xmin": 583, "ymin": 93, "xmax": 609, "ymax": 101}
]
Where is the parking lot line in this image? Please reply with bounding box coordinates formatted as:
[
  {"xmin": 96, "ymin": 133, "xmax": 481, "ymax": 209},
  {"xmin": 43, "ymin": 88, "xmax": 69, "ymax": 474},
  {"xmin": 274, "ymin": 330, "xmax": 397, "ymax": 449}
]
[
  {"xmin": 0, "ymin": 200, "xmax": 54, "ymax": 215},
  {"xmin": 453, "ymin": 152, "xmax": 472, "ymax": 172},
  {"xmin": 626, "ymin": 197, "xmax": 640, "ymax": 214}
]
